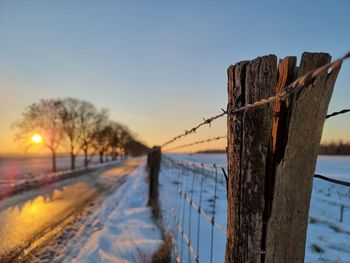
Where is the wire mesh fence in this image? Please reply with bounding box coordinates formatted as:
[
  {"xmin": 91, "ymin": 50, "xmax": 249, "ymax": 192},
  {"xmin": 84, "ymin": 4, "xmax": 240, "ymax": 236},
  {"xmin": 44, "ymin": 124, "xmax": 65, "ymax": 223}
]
[
  {"xmin": 157, "ymin": 155, "xmax": 350, "ymax": 262},
  {"xmin": 155, "ymin": 51, "xmax": 350, "ymax": 262},
  {"xmin": 159, "ymin": 156, "xmax": 227, "ymax": 263}
]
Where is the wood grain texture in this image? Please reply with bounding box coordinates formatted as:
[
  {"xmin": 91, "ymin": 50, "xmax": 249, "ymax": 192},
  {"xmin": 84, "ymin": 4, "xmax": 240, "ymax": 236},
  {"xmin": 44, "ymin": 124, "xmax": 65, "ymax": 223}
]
[
  {"xmin": 226, "ymin": 61, "xmax": 248, "ymax": 263},
  {"xmin": 225, "ymin": 52, "xmax": 341, "ymax": 263},
  {"xmin": 265, "ymin": 53, "xmax": 342, "ymax": 263},
  {"xmin": 226, "ymin": 55, "xmax": 277, "ymax": 263}
]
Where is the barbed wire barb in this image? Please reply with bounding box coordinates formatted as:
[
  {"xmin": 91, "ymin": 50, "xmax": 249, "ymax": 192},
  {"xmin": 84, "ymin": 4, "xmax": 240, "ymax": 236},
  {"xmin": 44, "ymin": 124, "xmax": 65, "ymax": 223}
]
[{"xmin": 161, "ymin": 51, "xmax": 350, "ymax": 148}]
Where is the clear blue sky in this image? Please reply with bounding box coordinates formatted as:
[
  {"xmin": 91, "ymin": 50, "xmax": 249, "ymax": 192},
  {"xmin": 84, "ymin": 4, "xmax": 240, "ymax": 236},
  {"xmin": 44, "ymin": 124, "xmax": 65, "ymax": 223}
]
[{"xmin": 1, "ymin": 0, "xmax": 349, "ymax": 153}]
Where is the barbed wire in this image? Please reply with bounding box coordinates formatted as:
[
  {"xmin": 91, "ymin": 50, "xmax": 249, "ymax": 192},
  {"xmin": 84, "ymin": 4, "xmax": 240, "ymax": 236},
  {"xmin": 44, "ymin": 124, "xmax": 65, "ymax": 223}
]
[
  {"xmin": 164, "ymin": 136, "xmax": 226, "ymax": 152},
  {"xmin": 162, "ymin": 106, "xmax": 349, "ymax": 152},
  {"xmin": 326, "ymin": 109, "xmax": 350, "ymax": 119},
  {"xmin": 227, "ymin": 51, "xmax": 349, "ymax": 115},
  {"xmin": 161, "ymin": 111, "xmax": 226, "ymax": 148},
  {"xmin": 161, "ymin": 51, "xmax": 350, "ymax": 148}
]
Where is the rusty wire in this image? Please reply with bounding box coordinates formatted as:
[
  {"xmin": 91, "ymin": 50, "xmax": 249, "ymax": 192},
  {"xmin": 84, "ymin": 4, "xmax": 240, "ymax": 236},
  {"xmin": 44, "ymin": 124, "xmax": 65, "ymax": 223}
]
[
  {"xmin": 161, "ymin": 51, "xmax": 350, "ymax": 148},
  {"xmin": 228, "ymin": 51, "xmax": 350, "ymax": 116},
  {"xmin": 161, "ymin": 111, "xmax": 227, "ymax": 147},
  {"xmin": 164, "ymin": 135, "xmax": 226, "ymax": 152},
  {"xmin": 163, "ymin": 106, "xmax": 349, "ymax": 152}
]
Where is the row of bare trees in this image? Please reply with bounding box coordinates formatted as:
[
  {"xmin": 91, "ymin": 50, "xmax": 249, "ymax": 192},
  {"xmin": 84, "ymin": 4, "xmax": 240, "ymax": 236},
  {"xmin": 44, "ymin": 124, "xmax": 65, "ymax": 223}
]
[
  {"xmin": 13, "ymin": 98, "xmax": 135, "ymax": 172},
  {"xmin": 319, "ymin": 141, "xmax": 350, "ymax": 155}
]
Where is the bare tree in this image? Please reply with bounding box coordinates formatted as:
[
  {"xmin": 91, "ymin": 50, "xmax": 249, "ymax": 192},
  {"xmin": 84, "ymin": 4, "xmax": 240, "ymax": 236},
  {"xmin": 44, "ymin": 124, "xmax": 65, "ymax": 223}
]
[
  {"xmin": 13, "ymin": 97, "xmax": 140, "ymax": 173},
  {"xmin": 13, "ymin": 99, "xmax": 64, "ymax": 172},
  {"xmin": 59, "ymin": 98, "xmax": 81, "ymax": 170},
  {"xmin": 119, "ymin": 125, "xmax": 134, "ymax": 159},
  {"xmin": 105, "ymin": 121, "xmax": 123, "ymax": 161},
  {"xmin": 77, "ymin": 102, "xmax": 109, "ymax": 166},
  {"xmin": 102, "ymin": 121, "xmax": 134, "ymax": 161},
  {"xmin": 92, "ymin": 123, "xmax": 110, "ymax": 163}
]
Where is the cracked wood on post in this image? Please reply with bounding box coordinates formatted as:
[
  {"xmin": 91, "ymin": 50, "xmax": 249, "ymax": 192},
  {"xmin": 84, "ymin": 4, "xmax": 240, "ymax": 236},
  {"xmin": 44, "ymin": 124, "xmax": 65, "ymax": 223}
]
[
  {"xmin": 225, "ymin": 52, "xmax": 341, "ymax": 263},
  {"xmin": 225, "ymin": 55, "xmax": 277, "ymax": 263},
  {"xmin": 265, "ymin": 53, "xmax": 342, "ymax": 263}
]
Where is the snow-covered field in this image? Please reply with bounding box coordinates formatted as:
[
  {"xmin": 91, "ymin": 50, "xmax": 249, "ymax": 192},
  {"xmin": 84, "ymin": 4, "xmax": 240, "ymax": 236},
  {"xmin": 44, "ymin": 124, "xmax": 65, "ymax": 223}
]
[
  {"xmin": 159, "ymin": 154, "xmax": 350, "ymax": 263},
  {"xmin": 1, "ymin": 154, "xmax": 348, "ymax": 262},
  {"xmin": 308, "ymin": 156, "xmax": 350, "ymax": 263},
  {"xmin": 0, "ymin": 155, "xmax": 101, "ymax": 185},
  {"xmin": 0, "ymin": 156, "xmax": 114, "ymax": 199}
]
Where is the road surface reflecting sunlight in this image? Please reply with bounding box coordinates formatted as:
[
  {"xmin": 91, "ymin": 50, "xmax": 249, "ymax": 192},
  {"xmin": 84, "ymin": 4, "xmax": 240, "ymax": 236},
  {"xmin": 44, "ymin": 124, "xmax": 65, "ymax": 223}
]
[{"xmin": 0, "ymin": 181, "xmax": 98, "ymax": 257}]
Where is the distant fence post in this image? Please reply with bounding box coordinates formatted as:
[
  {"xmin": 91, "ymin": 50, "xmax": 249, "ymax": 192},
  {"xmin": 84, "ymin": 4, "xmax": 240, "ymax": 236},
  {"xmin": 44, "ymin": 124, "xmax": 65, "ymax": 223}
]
[
  {"xmin": 340, "ymin": 205, "xmax": 344, "ymax": 223},
  {"xmin": 148, "ymin": 146, "xmax": 161, "ymax": 216},
  {"xmin": 146, "ymin": 151, "xmax": 151, "ymax": 171},
  {"xmin": 225, "ymin": 53, "xmax": 342, "ymax": 263}
]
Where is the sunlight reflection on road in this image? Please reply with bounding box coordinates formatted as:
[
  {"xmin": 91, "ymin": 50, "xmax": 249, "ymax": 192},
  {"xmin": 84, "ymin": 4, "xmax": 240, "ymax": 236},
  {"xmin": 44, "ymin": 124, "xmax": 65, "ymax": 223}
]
[
  {"xmin": 0, "ymin": 182, "xmax": 97, "ymax": 256},
  {"xmin": 0, "ymin": 158, "xmax": 142, "ymax": 259}
]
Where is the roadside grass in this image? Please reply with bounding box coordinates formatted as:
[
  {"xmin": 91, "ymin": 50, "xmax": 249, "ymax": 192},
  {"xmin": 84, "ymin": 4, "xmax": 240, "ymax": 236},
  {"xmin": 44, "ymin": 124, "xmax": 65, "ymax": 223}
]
[{"xmin": 150, "ymin": 233, "xmax": 172, "ymax": 263}]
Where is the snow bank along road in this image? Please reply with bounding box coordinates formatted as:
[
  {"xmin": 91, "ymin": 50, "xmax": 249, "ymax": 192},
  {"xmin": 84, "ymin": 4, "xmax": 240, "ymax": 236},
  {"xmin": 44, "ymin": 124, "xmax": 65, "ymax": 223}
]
[{"xmin": 0, "ymin": 158, "xmax": 142, "ymax": 262}]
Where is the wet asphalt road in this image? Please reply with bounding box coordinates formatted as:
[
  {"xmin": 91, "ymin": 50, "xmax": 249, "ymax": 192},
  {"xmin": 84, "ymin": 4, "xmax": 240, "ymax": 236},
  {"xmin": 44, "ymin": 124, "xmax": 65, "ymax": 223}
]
[{"xmin": 0, "ymin": 158, "xmax": 142, "ymax": 260}]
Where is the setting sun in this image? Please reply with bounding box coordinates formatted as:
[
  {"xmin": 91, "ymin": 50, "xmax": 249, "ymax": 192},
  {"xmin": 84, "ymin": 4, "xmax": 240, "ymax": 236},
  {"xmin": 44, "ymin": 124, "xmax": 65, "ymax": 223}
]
[{"xmin": 31, "ymin": 134, "xmax": 43, "ymax": 144}]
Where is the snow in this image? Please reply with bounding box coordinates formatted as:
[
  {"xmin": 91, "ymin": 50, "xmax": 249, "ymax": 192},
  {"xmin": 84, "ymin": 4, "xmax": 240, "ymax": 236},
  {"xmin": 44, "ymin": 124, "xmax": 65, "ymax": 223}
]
[
  {"xmin": 0, "ymin": 158, "xmax": 163, "ymax": 263},
  {"xmin": 159, "ymin": 154, "xmax": 350, "ymax": 263},
  {"xmin": 6, "ymin": 154, "xmax": 348, "ymax": 262},
  {"xmin": 159, "ymin": 156, "xmax": 227, "ymax": 263},
  {"xmin": 0, "ymin": 155, "xmax": 102, "ymax": 184},
  {"xmin": 66, "ymin": 158, "xmax": 163, "ymax": 263},
  {"xmin": 306, "ymin": 178, "xmax": 350, "ymax": 263}
]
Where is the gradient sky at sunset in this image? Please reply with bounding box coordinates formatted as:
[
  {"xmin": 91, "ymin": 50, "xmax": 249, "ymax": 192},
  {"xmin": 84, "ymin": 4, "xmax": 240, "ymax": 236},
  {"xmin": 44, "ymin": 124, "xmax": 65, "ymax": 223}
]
[{"xmin": 1, "ymin": 0, "xmax": 350, "ymax": 154}]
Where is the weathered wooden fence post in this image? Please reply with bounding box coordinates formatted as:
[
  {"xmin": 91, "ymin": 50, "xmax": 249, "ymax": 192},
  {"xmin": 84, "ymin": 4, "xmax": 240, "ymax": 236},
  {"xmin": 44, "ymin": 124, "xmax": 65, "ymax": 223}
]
[
  {"xmin": 225, "ymin": 52, "xmax": 342, "ymax": 263},
  {"xmin": 148, "ymin": 146, "xmax": 161, "ymax": 216},
  {"xmin": 146, "ymin": 150, "xmax": 151, "ymax": 171}
]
